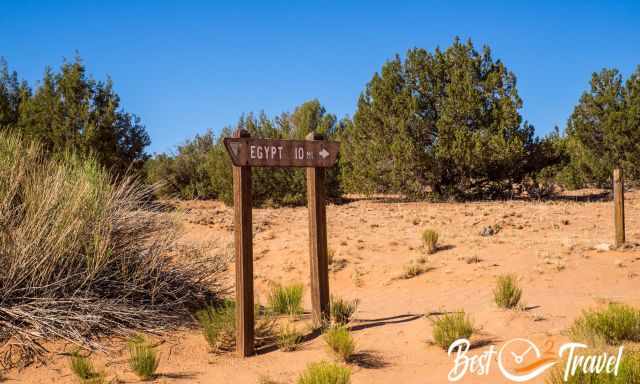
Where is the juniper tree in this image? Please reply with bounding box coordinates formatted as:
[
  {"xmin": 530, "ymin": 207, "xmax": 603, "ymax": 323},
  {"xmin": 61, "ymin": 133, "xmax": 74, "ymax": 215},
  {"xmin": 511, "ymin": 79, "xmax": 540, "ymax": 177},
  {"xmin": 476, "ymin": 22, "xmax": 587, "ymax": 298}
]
[
  {"xmin": 564, "ymin": 66, "xmax": 640, "ymax": 186},
  {"xmin": 341, "ymin": 38, "xmax": 536, "ymax": 199}
]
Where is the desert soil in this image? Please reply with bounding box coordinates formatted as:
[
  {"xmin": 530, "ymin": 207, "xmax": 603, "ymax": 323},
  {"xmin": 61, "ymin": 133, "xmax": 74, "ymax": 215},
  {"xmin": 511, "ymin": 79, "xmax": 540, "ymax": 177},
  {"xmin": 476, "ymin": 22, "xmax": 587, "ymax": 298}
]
[{"xmin": 12, "ymin": 190, "xmax": 640, "ymax": 383}]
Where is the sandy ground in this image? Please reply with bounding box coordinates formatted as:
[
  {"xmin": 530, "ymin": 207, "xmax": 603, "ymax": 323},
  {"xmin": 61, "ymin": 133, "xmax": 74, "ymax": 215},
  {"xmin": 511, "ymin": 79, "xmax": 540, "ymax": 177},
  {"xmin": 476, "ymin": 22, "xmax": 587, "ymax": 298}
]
[{"xmin": 10, "ymin": 190, "xmax": 640, "ymax": 383}]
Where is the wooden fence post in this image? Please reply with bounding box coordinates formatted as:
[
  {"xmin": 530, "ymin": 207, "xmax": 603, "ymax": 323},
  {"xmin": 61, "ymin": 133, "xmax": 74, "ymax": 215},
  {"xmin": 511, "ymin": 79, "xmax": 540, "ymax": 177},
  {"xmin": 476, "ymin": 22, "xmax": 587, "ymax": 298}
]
[
  {"xmin": 233, "ymin": 129, "xmax": 254, "ymax": 357},
  {"xmin": 613, "ymin": 168, "xmax": 625, "ymax": 248},
  {"xmin": 306, "ymin": 132, "xmax": 330, "ymax": 326}
]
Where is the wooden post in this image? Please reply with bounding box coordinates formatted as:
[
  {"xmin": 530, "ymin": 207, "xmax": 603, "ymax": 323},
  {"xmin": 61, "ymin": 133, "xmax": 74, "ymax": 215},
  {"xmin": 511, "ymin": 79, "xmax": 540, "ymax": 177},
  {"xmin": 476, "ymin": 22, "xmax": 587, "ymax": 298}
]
[
  {"xmin": 233, "ymin": 129, "xmax": 254, "ymax": 357},
  {"xmin": 306, "ymin": 132, "xmax": 330, "ymax": 326},
  {"xmin": 613, "ymin": 168, "xmax": 625, "ymax": 248}
]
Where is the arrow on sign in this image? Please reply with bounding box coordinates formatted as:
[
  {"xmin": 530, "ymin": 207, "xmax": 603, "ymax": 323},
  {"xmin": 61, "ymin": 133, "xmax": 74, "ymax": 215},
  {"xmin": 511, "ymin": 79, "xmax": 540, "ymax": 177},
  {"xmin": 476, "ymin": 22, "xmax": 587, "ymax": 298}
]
[
  {"xmin": 229, "ymin": 142, "xmax": 241, "ymax": 158},
  {"xmin": 319, "ymin": 148, "xmax": 329, "ymax": 159}
]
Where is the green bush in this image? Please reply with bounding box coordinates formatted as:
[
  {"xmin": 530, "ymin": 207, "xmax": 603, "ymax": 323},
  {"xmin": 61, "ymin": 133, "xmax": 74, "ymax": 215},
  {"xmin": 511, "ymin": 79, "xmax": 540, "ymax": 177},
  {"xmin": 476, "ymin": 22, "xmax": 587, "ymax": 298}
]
[
  {"xmin": 297, "ymin": 361, "xmax": 351, "ymax": 384},
  {"xmin": 330, "ymin": 297, "xmax": 358, "ymax": 325},
  {"xmin": 267, "ymin": 283, "xmax": 304, "ymax": 316},
  {"xmin": 432, "ymin": 311, "xmax": 474, "ymax": 350},
  {"xmin": 568, "ymin": 304, "xmax": 640, "ymax": 345},
  {"xmin": 422, "ymin": 229, "xmax": 439, "ymax": 254},
  {"xmin": 494, "ymin": 274, "xmax": 523, "ymax": 309},
  {"xmin": 324, "ymin": 326, "xmax": 355, "ymax": 362},
  {"xmin": 127, "ymin": 335, "xmax": 159, "ymax": 381}
]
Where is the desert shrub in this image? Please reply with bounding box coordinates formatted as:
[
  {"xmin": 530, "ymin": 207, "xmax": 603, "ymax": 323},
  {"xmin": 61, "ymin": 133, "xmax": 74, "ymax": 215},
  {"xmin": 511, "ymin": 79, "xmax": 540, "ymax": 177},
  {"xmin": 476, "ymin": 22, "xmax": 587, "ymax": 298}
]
[
  {"xmin": 277, "ymin": 323, "xmax": 303, "ymax": 352},
  {"xmin": 324, "ymin": 326, "xmax": 355, "ymax": 361},
  {"xmin": 195, "ymin": 300, "xmax": 276, "ymax": 353},
  {"xmin": 0, "ymin": 132, "xmax": 226, "ymax": 366},
  {"xmin": 547, "ymin": 349, "xmax": 640, "ymax": 384},
  {"xmin": 432, "ymin": 311, "xmax": 474, "ymax": 350},
  {"xmin": 297, "ymin": 361, "xmax": 351, "ymax": 384},
  {"xmin": 69, "ymin": 351, "xmax": 103, "ymax": 383},
  {"xmin": 568, "ymin": 304, "xmax": 640, "ymax": 345},
  {"xmin": 422, "ymin": 229, "xmax": 439, "ymax": 254},
  {"xmin": 127, "ymin": 335, "xmax": 159, "ymax": 381},
  {"xmin": 494, "ymin": 275, "xmax": 523, "ymax": 309},
  {"xmin": 401, "ymin": 261, "xmax": 426, "ymax": 279},
  {"xmin": 267, "ymin": 283, "xmax": 304, "ymax": 316},
  {"xmin": 330, "ymin": 297, "xmax": 358, "ymax": 325}
]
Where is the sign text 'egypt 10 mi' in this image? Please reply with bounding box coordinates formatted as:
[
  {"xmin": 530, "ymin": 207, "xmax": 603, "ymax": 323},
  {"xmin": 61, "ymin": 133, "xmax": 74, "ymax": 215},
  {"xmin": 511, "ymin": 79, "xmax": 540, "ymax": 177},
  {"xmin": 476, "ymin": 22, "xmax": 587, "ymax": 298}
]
[{"xmin": 223, "ymin": 137, "xmax": 339, "ymax": 168}]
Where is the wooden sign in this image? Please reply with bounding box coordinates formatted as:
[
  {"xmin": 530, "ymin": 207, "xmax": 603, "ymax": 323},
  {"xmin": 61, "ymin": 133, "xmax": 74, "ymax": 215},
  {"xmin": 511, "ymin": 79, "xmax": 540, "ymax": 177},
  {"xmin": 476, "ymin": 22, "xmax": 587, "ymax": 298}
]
[
  {"xmin": 227, "ymin": 129, "xmax": 336, "ymax": 357},
  {"xmin": 223, "ymin": 137, "xmax": 339, "ymax": 168}
]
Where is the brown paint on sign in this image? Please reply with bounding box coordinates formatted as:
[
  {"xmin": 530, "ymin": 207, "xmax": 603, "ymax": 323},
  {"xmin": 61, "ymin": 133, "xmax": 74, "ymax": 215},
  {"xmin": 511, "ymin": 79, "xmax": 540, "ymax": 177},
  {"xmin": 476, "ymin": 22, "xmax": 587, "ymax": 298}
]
[{"xmin": 223, "ymin": 137, "xmax": 339, "ymax": 168}]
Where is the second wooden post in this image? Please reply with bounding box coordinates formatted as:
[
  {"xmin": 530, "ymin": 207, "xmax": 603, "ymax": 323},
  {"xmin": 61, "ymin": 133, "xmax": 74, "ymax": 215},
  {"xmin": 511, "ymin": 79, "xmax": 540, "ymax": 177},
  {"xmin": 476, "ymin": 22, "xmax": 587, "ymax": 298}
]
[
  {"xmin": 306, "ymin": 132, "xmax": 330, "ymax": 326},
  {"xmin": 613, "ymin": 167, "xmax": 625, "ymax": 248}
]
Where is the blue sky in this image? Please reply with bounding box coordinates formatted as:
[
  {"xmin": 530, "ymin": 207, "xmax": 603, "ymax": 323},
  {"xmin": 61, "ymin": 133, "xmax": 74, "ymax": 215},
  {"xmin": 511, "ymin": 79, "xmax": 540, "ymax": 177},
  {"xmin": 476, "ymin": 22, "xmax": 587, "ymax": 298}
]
[{"xmin": 1, "ymin": 1, "xmax": 639, "ymax": 154}]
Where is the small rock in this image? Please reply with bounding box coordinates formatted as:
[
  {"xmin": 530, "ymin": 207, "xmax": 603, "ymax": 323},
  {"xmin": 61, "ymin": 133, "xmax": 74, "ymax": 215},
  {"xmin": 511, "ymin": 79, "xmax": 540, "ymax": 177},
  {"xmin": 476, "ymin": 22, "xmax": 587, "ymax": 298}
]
[
  {"xmin": 594, "ymin": 243, "xmax": 612, "ymax": 252},
  {"xmin": 614, "ymin": 259, "xmax": 624, "ymax": 268},
  {"xmin": 480, "ymin": 226, "xmax": 495, "ymax": 237}
]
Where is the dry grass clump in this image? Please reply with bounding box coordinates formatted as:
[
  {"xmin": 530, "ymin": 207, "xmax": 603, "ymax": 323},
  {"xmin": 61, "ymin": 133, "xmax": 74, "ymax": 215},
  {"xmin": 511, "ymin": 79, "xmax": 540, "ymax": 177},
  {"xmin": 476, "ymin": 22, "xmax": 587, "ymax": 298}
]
[
  {"xmin": 568, "ymin": 304, "xmax": 640, "ymax": 346},
  {"xmin": 431, "ymin": 311, "xmax": 474, "ymax": 350},
  {"xmin": 324, "ymin": 326, "xmax": 355, "ymax": 362},
  {"xmin": 127, "ymin": 335, "xmax": 159, "ymax": 381},
  {"xmin": 330, "ymin": 297, "xmax": 358, "ymax": 326},
  {"xmin": 267, "ymin": 283, "xmax": 304, "ymax": 316},
  {"xmin": 493, "ymin": 274, "xmax": 522, "ymax": 309},
  {"xmin": 297, "ymin": 361, "xmax": 351, "ymax": 384},
  {"xmin": 401, "ymin": 260, "xmax": 427, "ymax": 279},
  {"xmin": 195, "ymin": 300, "xmax": 276, "ymax": 353},
  {"xmin": 422, "ymin": 229, "xmax": 439, "ymax": 254},
  {"xmin": 0, "ymin": 132, "xmax": 227, "ymax": 367}
]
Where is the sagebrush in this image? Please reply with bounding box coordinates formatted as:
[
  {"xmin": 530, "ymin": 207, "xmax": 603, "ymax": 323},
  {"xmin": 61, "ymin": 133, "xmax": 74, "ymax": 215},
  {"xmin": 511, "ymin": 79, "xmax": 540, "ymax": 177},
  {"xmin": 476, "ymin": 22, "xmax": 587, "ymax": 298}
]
[{"xmin": 0, "ymin": 132, "xmax": 228, "ymax": 367}]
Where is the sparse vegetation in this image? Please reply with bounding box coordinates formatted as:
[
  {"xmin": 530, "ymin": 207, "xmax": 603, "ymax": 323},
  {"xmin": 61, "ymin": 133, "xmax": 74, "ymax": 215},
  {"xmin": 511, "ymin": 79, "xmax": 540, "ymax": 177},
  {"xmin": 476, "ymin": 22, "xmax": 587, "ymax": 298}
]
[
  {"xmin": 568, "ymin": 304, "xmax": 640, "ymax": 345},
  {"xmin": 127, "ymin": 335, "xmax": 159, "ymax": 381},
  {"xmin": 401, "ymin": 260, "xmax": 427, "ymax": 279},
  {"xmin": 0, "ymin": 132, "xmax": 226, "ymax": 366},
  {"xmin": 267, "ymin": 283, "xmax": 304, "ymax": 316},
  {"xmin": 547, "ymin": 349, "xmax": 640, "ymax": 384},
  {"xmin": 196, "ymin": 300, "xmax": 237, "ymax": 352},
  {"xmin": 277, "ymin": 323, "xmax": 303, "ymax": 352},
  {"xmin": 297, "ymin": 361, "xmax": 351, "ymax": 384},
  {"xmin": 422, "ymin": 229, "xmax": 439, "ymax": 254},
  {"xmin": 196, "ymin": 300, "xmax": 276, "ymax": 352},
  {"xmin": 494, "ymin": 274, "xmax": 523, "ymax": 309},
  {"xmin": 324, "ymin": 326, "xmax": 355, "ymax": 362},
  {"xmin": 330, "ymin": 297, "xmax": 358, "ymax": 325},
  {"xmin": 432, "ymin": 311, "xmax": 474, "ymax": 350},
  {"xmin": 69, "ymin": 351, "xmax": 103, "ymax": 383}
]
